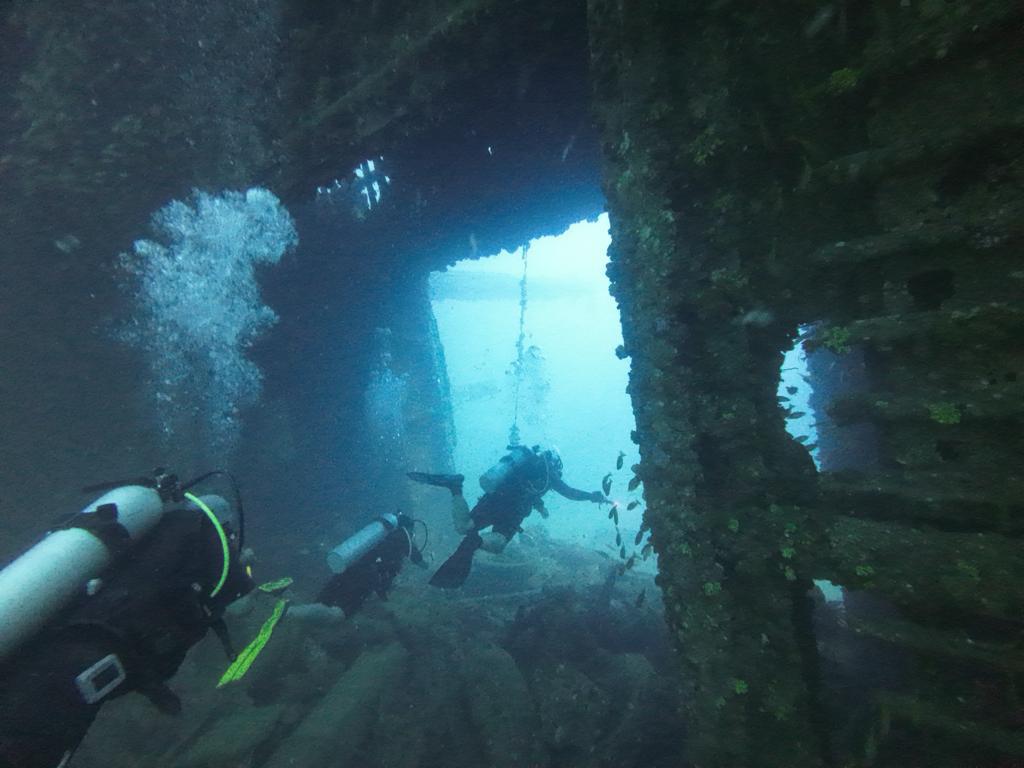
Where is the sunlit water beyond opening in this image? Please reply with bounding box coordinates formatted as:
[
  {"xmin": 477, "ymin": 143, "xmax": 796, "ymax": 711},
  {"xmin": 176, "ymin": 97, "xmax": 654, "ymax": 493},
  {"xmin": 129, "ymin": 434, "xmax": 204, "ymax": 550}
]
[
  {"xmin": 779, "ymin": 331, "xmax": 844, "ymax": 604},
  {"xmin": 430, "ymin": 214, "xmax": 645, "ymax": 553}
]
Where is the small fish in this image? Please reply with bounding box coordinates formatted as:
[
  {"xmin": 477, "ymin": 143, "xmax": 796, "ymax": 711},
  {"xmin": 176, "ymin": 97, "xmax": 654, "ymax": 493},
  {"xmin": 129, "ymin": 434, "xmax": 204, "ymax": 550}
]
[
  {"xmin": 634, "ymin": 530, "xmax": 644, "ymax": 545},
  {"xmin": 795, "ymin": 435, "xmax": 809, "ymax": 443},
  {"xmin": 805, "ymin": 443, "xmax": 818, "ymax": 450},
  {"xmin": 787, "ymin": 411, "xmax": 807, "ymax": 419},
  {"xmin": 641, "ymin": 543, "xmax": 653, "ymax": 560},
  {"xmin": 625, "ymin": 555, "xmax": 636, "ymax": 570},
  {"xmin": 602, "ymin": 473, "xmax": 612, "ymax": 496},
  {"xmin": 627, "ymin": 500, "xmax": 640, "ymax": 511},
  {"xmin": 628, "ymin": 475, "xmax": 642, "ymax": 492},
  {"xmin": 739, "ymin": 309, "xmax": 774, "ymax": 327},
  {"xmin": 612, "ymin": 506, "xmax": 619, "ymax": 525},
  {"xmin": 560, "ymin": 133, "xmax": 576, "ymax": 162},
  {"xmin": 804, "ymin": 5, "xmax": 835, "ymax": 38},
  {"xmin": 635, "ymin": 588, "xmax": 647, "ymax": 608},
  {"xmin": 619, "ymin": 545, "xmax": 626, "ymax": 559},
  {"xmin": 786, "ymin": 386, "xmax": 798, "ymax": 395},
  {"xmin": 615, "ymin": 531, "xmax": 622, "ymax": 547},
  {"xmin": 616, "ymin": 451, "xmax": 625, "ymax": 470},
  {"xmin": 607, "ymin": 507, "xmax": 616, "ymax": 520},
  {"xmin": 54, "ymin": 234, "xmax": 81, "ymax": 254}
]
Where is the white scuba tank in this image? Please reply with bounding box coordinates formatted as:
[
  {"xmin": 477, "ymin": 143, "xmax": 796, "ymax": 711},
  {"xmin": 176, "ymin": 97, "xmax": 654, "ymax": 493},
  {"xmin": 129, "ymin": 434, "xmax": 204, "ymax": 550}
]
[
  {"xmin": 479, "ymin": 446, "xmax": 535, "ymax": 494},
  {"xmin": 0, "ymin": 485, "xmax": 166, "ymax": 662},
  {"xmin": 326, "ymin": 513, "xmax": 399, "ymax": 575}
]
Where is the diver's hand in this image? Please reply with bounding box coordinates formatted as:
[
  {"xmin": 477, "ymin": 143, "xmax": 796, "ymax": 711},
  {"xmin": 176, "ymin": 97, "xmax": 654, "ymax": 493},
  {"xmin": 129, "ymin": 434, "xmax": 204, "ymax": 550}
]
[{"xmin": 589, "ymin": 491, "xmax": 608, "ymax": 504}]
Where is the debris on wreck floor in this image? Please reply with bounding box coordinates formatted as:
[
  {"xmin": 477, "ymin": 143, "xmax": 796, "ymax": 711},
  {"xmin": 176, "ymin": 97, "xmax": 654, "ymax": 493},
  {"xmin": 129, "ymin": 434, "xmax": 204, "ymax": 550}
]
[{"xmin": 73, "ymin": 532, "xmax": 683, "ymax": 768}]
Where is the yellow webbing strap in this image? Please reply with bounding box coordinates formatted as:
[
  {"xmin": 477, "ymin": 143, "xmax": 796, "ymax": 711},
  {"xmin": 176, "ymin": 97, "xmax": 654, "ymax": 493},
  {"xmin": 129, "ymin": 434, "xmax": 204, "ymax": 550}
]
[
  {"xmin": 183, "ymin": 492, "xmax": 231, "ymax": 598},
  {"xmin": 217, "ymin": 598, "xmax": 289, "ymax": 688},
  {"xmin": 258, "ymin": 577, "xmax": 294, "ymax": 594}
]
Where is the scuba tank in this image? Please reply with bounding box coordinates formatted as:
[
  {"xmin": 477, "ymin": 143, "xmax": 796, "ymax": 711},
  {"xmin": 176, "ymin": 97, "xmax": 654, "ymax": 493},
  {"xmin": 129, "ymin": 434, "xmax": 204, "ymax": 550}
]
[
  {"xmin": 319, "ymin": 514, "xmax": 425, "ymax": 616},
  {"xmin": 0, "ymin": 484, "xmax": 165, "ymax": 662},
  {"xmin": 0, "ymin": 473, "xmax": 250, "ymax": 768},
  {"xmin": 0, "ymin": 468, "xmax": 244, "ymax": 663},
  {"xmin": 479, "ymin": 445, "xmax": 536, "ymax": 494},
  {"xmin": 326, "ymin": 513, "xmax": 399, "ymax": 575}
]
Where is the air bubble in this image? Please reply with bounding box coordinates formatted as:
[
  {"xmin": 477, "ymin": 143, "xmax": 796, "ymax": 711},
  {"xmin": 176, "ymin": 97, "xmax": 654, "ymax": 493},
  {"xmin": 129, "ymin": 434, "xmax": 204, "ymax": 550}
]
[{"xmin": 118, "ymin": 188, "xmax": 297, "ymax": 451}]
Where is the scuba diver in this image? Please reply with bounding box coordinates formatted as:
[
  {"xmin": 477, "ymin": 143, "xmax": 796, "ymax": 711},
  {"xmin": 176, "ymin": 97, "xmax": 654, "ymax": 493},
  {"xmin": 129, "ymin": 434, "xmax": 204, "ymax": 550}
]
[
  {"xmin": 408, "ymin": 444, "xmax": 606, "ymax": 588},
  {"xmin": 317, "ymin": 512, "xmax": 426, "ymax": 616},
  {"xmin": 214, "ymin": 511, "xmax": 429, "ymax": 692},
  {"xmin": 0, "ymin": 469, "xmax": 254, "ymax": 768}
]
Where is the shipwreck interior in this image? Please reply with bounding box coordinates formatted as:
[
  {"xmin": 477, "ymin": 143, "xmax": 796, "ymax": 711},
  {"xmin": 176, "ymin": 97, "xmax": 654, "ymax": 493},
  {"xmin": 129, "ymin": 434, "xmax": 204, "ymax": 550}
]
[{"xmin": 0, "ymin": 1, "xmax": 1022, "ymax": 766}]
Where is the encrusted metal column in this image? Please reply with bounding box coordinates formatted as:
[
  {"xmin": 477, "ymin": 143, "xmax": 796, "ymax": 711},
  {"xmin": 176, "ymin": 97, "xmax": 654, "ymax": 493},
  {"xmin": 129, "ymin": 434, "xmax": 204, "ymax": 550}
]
[
  {"xmin": 799, "ymin": 2, "xmax": 1024, "ymax": 763},
  {"xmin": 589, "ymin": 0, "xmax": 1023, "ymax": 765},
  {"xmin": 587, "ymin": 3, "xmax": 828, "ymax": 765}
]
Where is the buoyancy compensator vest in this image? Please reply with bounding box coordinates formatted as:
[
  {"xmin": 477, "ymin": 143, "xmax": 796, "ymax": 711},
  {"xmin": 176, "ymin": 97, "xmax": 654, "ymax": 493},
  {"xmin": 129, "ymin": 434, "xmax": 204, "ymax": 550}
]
[
  {"xmin": 0, "ymin": 488, "xmax": 253, "ymax": 768},
  {"xmin": 479, "ymin": 445, "xmax": 542, "ymax": 494}
]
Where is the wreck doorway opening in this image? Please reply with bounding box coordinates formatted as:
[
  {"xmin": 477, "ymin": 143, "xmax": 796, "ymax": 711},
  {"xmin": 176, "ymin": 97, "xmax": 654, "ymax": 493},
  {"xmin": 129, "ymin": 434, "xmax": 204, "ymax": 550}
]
[{"xmin": 429, "ymin": 213, "xmax": 645, "ymax": 551}]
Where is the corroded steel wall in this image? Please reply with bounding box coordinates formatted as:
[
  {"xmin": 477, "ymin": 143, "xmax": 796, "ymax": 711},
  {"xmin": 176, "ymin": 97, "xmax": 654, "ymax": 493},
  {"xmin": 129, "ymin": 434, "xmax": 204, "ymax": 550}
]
[{"xmin": 588, "ymin": 1, "xmax": 1023, "ymax": 765}]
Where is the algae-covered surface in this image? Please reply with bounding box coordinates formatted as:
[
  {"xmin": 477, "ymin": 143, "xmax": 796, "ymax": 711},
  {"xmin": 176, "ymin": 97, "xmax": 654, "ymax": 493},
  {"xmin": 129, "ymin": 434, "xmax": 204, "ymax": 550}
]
[{"xmin": 0, "ymin": 1, "xmax": 1022, "ymax": 767}]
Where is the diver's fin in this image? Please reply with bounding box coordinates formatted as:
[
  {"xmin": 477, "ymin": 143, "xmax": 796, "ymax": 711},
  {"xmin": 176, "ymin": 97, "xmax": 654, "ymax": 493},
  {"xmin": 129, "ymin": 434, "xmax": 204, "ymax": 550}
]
[
  {"xmin": 407, "ymin": 472, "xmax": 464, "ymax": 492},
  {"xmin": 429, "ymin": 532, "xmax": 481, "ymax": 589}
]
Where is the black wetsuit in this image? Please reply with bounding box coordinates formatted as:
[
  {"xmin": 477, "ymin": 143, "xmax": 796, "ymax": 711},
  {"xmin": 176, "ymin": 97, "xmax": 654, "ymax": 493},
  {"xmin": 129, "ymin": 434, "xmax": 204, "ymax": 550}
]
[
  {"xmin": 0, "ymin": 511, "xmax": 252, "ymax": 768},
  {"xmin": 430, "ymin": 449, "xmax": 600, "ymax": 589},
  {"xmin": 317, "ymin": 527, "xmax": 411, "ymax": 616},
  {"xmin": 470, "ymin": 450, "xmax": 597, "ymax": 539}
]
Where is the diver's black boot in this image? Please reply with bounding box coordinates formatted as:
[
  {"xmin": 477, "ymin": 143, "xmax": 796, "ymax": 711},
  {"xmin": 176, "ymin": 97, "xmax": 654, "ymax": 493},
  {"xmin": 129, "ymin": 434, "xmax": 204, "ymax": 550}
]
[{"xmin": 407, "ymin": 472, "xmax": 464, "ymax": 493}]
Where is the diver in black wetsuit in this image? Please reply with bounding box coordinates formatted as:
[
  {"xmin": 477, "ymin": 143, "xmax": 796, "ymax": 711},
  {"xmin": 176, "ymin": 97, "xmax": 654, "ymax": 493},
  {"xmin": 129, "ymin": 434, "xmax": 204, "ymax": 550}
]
[
  {"xmin": 408, "ymin": 445, "xmax": 606, "ymax": 588},
  {"xmin": 0, "ymin": 471, "xmax": 253, "ymax": 768},
  {"xmin": 317, "ymin": 513, "xmax": 425, "ymax": 616}
]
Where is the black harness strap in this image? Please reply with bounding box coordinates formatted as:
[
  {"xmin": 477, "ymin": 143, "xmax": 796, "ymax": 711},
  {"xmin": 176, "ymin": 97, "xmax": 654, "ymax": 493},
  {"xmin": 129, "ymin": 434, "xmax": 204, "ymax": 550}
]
[{"xmin": 55, "ymin": 502, "xmax": 133, "ymax": 559}]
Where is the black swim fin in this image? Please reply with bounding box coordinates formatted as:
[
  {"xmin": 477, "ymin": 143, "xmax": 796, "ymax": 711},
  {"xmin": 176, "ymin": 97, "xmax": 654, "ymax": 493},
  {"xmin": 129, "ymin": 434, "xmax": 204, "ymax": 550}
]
[
  {"xmin": 407, "ymin": 472, "xmax": 464, "ymax": 492},
  {"xmin": 429, "ymin": 531, "xmax": 482, "ymax": 589}
]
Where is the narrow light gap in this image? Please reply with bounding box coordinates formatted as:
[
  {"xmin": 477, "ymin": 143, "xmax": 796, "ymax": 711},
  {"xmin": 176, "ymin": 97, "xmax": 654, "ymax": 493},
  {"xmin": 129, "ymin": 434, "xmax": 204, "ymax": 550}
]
[
  {"xmin": 778, "ymin": 327, "xmax": 821, "ymax": 469},
  {"xmin": 778, "ymin": 329, "xmax": 846, "ymax": 604}
]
